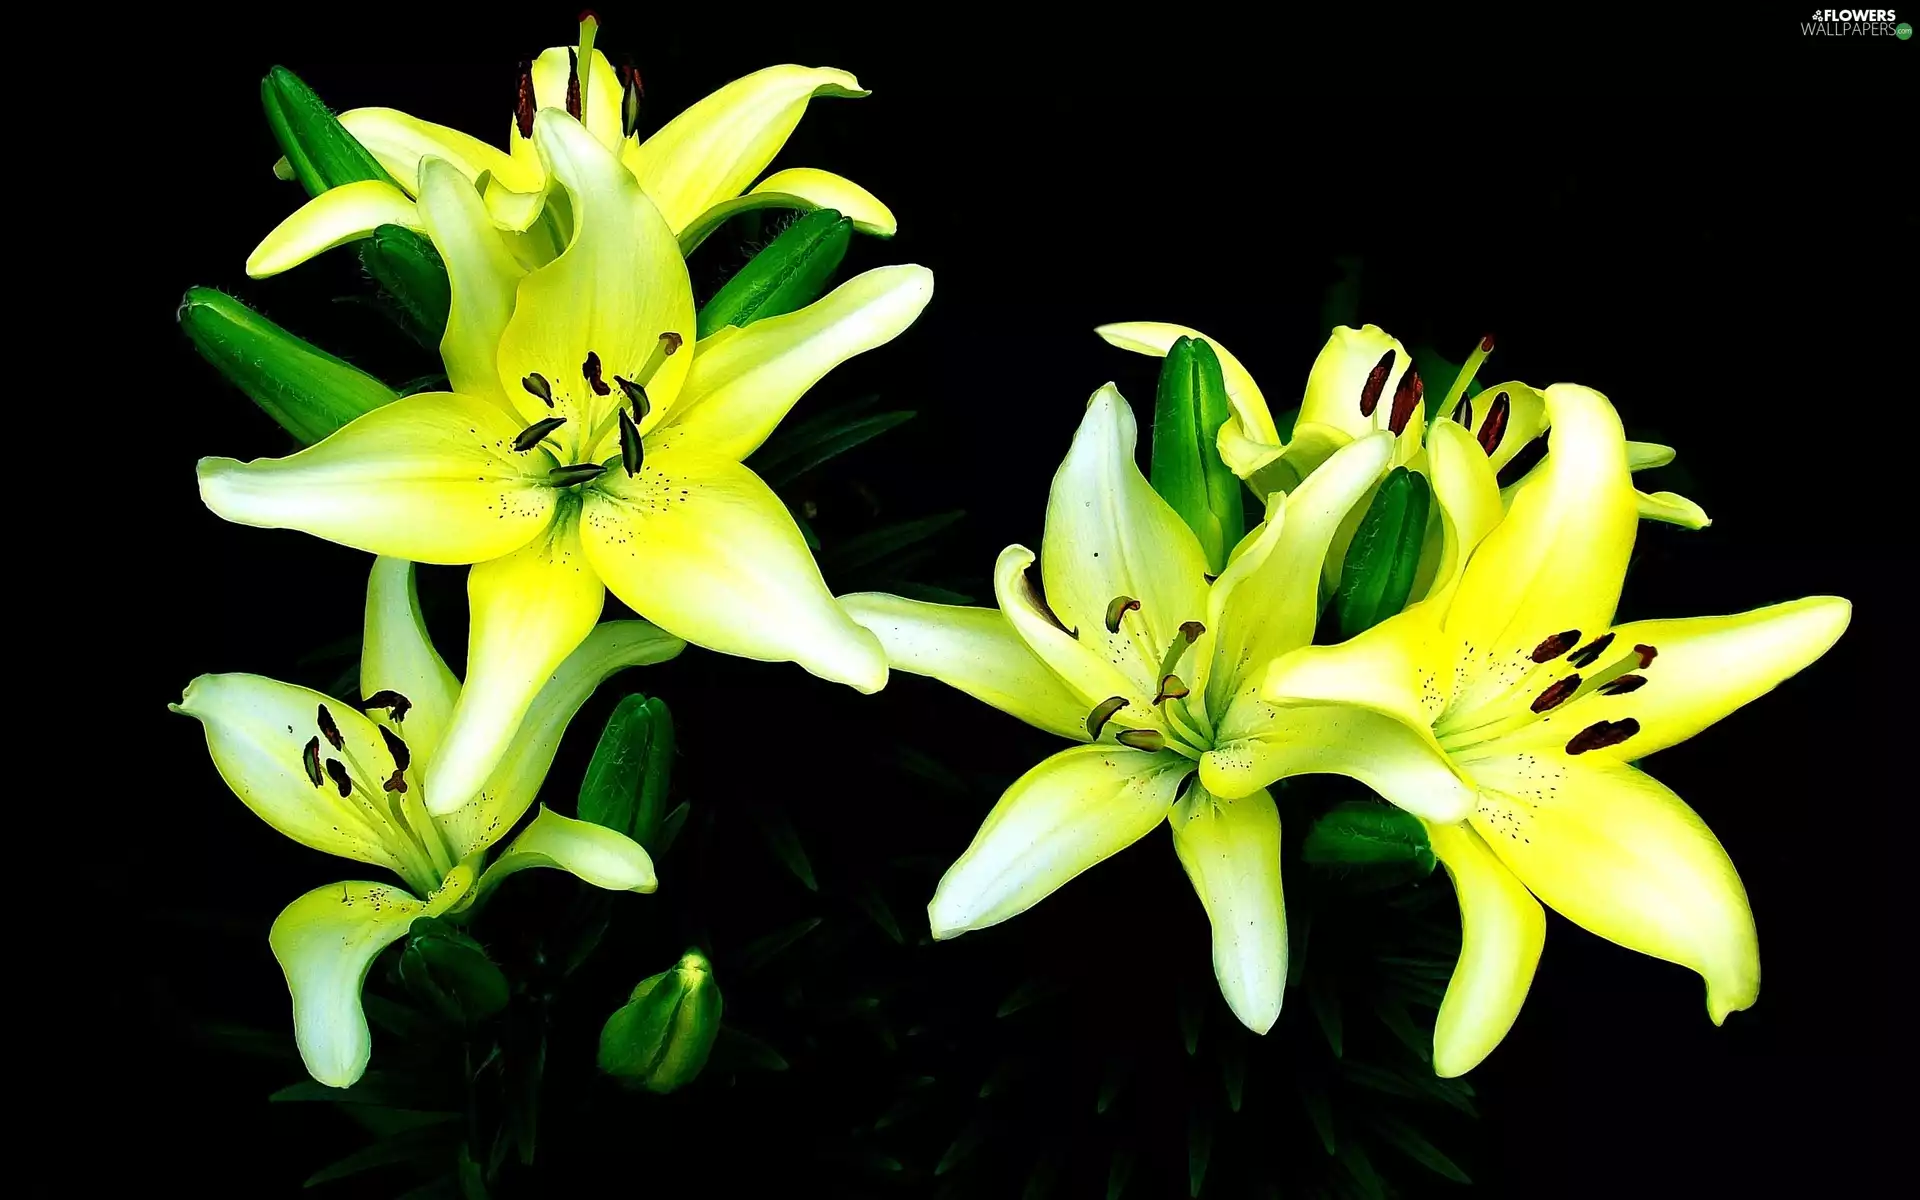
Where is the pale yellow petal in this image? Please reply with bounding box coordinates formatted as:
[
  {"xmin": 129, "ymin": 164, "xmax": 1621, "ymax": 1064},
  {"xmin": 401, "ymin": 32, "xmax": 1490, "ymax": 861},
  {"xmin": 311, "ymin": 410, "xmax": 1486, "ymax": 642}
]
[
  {"xmin": 1636, "ymin": 488, "xmax": 1712, "ymax": 529},
  {"xmin": 528, "ymin": 47, "xmax": 624, "ymax": 152},
  {"xmin": 1298, "ymin": 325, "xmax": 1424, "ymax": 462},
  {"xmin": 337, "ymin": 107, "xmax": 527, "ymax": 196},
  {"xmin": 581, "ymin": 448, "xmax": 885, "ymax": 693},
  {"xmin": 651, "ymin": 265, "xmax": 932, "ymax": 459},
  {"xmin": 270, "ymin": 880, "xmax": 428, "ymax": 1087},
  {"xmin": 1170, "ymin": 784, "xmax": 1286, "ymax": 1034},
  {"xmin": 1425, "ymin": 821, "xmax": 1545, "ymax": 1077},
  {"xmin": 361, "ymin": 558, "xmax": 461, "ymax": 769},
  {"xmin": 991, "ymin": 544, "xmax": 1154, "ymax": 724},
  {"xmin": 1467, "ymin": 752, "xmax": 1758, "ymax": 1023},
  {"xmin": 1092, "ymin": 320, "xmax": 1278, "ymax": 452},
  {"xmin": 425, "ymin": 513, "xmax": 604, "ymax": 817},
  {"xmin": 675, "ymin": 167, "xmax": 898, "ymax": 254},
  {"xmin": 929, "ymin": 745, "xmax": 1188, "ymax": 938},
  {"xmin": 196, "ymin": 392, "xmax": 557, "ymax": 565},
  {"xmin": 1453, "ymin": 382, "xmax": 1548, "ymax": 475},
  {"xmin": 247, "ymin": 180, "xmax": 423, "ymax": 278},
  {"xmin": 1421, "ymin": 418, "xmax": 1505, "ymax": 604},
  {"xmin": 475, "ymin": 804, "xmax": 656, "ymax": 896},
  {"xmin": 841, "ymin": 592, "xmax": 1092, "ymax": 742},
  {"xmin": 416, "ymin": 156, "xmax": 527, "ymax": 411}
]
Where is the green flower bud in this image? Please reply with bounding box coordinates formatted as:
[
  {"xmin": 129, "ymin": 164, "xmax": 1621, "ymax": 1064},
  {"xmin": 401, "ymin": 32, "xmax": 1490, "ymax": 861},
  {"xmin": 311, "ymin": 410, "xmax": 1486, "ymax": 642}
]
[
  {"xmin": 260, "ymin": 65, "xmax": 395, "ymax": 198},
  {"xmin": 576, "ymin": 694, "xmax": 676, "ymax": 852},
  {"xmin": 597, "ymin": 949, "xmax": 722, "ymax": 1093},
  {"xmin": 357, "ymin": 224, "xmax": 453, "ymax": 350},
  {"xmin": 397, "ymin": 917, "xmax": 510, "ymax": 1026},
  {"xmin": 1150, "ymin": 336, "xmax": 1246, "ymax": 574},
  {"xmin": 1332, "ymin": 465, "xmax": 1433, "ymax": 638},
  {"xmin": 179, "ymin": 287, "xmax": 397, "ymax": 444},
  {"xmin": 695, "ymin": 208, "xmax": 852, "ymax": 339}
]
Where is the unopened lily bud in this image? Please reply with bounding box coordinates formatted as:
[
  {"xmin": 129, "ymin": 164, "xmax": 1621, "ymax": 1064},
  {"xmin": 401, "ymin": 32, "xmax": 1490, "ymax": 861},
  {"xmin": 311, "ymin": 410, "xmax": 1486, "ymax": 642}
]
[
  {"xmin": 1150, "ymin": 337, "xmax": 1246, "ymax": 574},
  {"xmin": 260, "ymin": 65, "xmax": 394, "ymax": 198},
  {"xmin": 357, "ymin": 224, "xmax": 452, "ymax": 349},
  {"xmin": 696, "ymin": 208, "xmax": 852, "ymax": 339},
  {"xmin": 1331, "ymin": 466, "xmax": 1432, "ymax": 638},
  {"xmin": 598, "ymin": 948, "xmax": 722, "ymax": 1093},
  {"xmin": 398, "ymin": 917, "xmax": 509, "ymax": 1026}
]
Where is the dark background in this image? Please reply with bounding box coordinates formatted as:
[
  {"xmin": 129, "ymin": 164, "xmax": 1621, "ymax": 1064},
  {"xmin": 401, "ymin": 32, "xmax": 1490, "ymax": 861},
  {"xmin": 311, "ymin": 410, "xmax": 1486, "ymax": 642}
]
[{"xmin": 65, "ymin": 8, "xmax": 1906, "ymax": 1197}]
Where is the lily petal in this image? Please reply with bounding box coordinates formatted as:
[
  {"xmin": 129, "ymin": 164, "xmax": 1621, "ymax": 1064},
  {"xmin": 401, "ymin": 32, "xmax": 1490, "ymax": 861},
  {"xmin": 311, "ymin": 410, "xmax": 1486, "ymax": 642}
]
[
  {"xmin": 1042, "ymin": 384, "xmax": 1212, "ymax": 696},
  {"xmin": 653, "ymin": 265, "xmax": 933, "ymax": 459},
  {"xmin": 1203, "ymin": 697, "xmax": 1475, "ymax": 822},
  {"xmin": 1458, "ymin": 381, "xmax": 1549, "ymax": 475},
  {"xmin": 1425, "ymin": 820, "xmax": 1545, "ymax": 1077},
  {"xmin": 1467, "ymin": 752, "xmax": 1758, "ymax": 1024},
  {"xmin": 426, "ymin": 514, "xmax": 604, "ymax": 816},
  {"xmin": 992, "ymin": 544, "xmax": 1152, "ymax": 719},
  {"xmin": 1206, "ymin": 431, "xmax": 1394, "ymax": 712},
  {"xmin": 527, "ymin": 47, "xmax": 625, "ymax": 152},
  {"xmin": 495, "ymin": 111, "xmax": 696, "ymax": 427},
  {"xmin": 1169, "ymin": 784, "xmax": 1286, "ymax": 1035},
  {"xmin": 1497, "ymin": 597, "xmax": 1851, "ymax": 763},
  {"xmin": 676, "ymin": 168, "xmax": 896, "ymax": 253},
  {"xmin": 270, "ymin": 880, "xmax": 426, "ymax": 1087},
  {"xmin": 1092, "ymin": 321, "xmax": 1279, "ymax": 466},
  {"xmin": 475, "ymin": 804, "xmax": 656, "ymax": 897},
  {"xmin": 1299, "ymin": 325, "xmax": 1424, "ymax": 461},
  {"xmin": 269, "ymin": 867, "xmax": 471, "ymax": 1088},
  {"xmin": 929, "ymin": 744, "xmax": 1189, "ymax": 938},
  {"xmin": 1445, "ymin": 385, "xmax": 1638, "ymax": 715},
  {"xmin": 1421, "ymin": 418, "xmax": 1505, "ymax": 605},
  {"xmin": 338, "ymin": 107, "xmax": 527, "ymax": 196},
  {"xmin": 623, "ymin": 65, "xmax": 868, "ymax": 235},
  {"xmin": 173, "ymin": 672, "xmax": 419, "ymax": 874},
  {"xmin": 1635, "ymin": 488, "xmax": 1712, "ymax": 529},
  {"xmin": 1626, "ymin": 440, "xmax": 1676, "ymax": 470},
  {"xmin": 581, "ymin": 447, "xmax": 885, "ymax": 693},
  {"xmin": 197, "ymin": 392, "xmax": 556, "ymax": 565},
  {"xmin": 361, "ymin": 558, "xmax": 462, "ymax": 769},
  {"xmin": 440, "ymin": 621, "xmax": 686, "ymax": 858},
  {"xmin": 416, "ymin": 156, "xmax": 527, "ymax": 410},
  {"xmin": 247, "ymin": 180, "xmax": 424, "ymax": 279},
  {"xmin": 841, "ymin": 592, "xmax": 1092, "ymax": 741}
]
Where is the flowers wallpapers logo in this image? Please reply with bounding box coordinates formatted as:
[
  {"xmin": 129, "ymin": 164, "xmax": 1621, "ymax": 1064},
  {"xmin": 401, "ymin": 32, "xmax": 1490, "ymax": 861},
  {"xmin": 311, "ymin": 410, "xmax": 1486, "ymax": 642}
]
[{"xmin": 85, "ymin": 11, "xmax": 1904, "ymax": 1198}]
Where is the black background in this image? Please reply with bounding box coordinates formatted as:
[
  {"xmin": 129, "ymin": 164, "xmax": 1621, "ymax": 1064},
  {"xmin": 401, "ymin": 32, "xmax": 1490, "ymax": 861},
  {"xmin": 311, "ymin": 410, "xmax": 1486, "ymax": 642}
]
[{"xmin": 64, "ymin": 7, "xmax": 1907, "ymax": 1196}]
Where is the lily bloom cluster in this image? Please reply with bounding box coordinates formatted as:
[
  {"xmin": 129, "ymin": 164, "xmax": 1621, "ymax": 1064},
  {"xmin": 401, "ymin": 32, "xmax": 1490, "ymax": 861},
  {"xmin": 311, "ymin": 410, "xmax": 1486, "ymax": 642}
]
[
  {"xmin": 848, "ymin": 321, "xmax": 1848, "ymax": 1077},
  {"xmin": 178, "ymin": 18, "xmax": 930, "ymax": 1087}
]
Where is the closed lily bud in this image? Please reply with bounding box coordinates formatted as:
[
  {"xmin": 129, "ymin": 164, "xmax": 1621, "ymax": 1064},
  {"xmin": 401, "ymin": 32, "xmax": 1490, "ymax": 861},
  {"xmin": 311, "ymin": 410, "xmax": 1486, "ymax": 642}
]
[
  {"xmin": 1150, "ymin": 336, "xmax": 1246, "ymax": 574},
  {"xmin": 397, "ymin": 917, "xmax": 510, "ymax": 1026},
  {"xmin": 179, "ymin": 287, "xmax": 397, "ymax": 444},
  {"xmin": 576, "ymin": 694, "xmax": 676, "ymax": 852},
  {"xmin": 696, "ymin": 208, "xmax": 853, "ymax": 339},
  {"xmin": 260, "ymin": 65, "xmax": 395, "ymax": 197},
  {"xmin": 1331, "ymin": 465, "xmax": 1432, "ymax": 638},
  {"xmin": 598, "ymin": 949, "xmax": 723, "ymax": 1093},
  {"xmin": 357, "ymin": 225, "xmax": 453, "ymax": 350}
]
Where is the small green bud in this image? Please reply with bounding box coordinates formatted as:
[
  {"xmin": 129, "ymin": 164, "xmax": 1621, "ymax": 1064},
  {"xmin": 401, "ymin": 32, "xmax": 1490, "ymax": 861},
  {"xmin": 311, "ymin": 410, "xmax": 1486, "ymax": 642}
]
[
  {"xmin": 260, "ymin": 65, "xmax": 395, "ymax": 198},
  {"xmin": 357, "ymin": 224, "xmax": 452, "ymax": 349},
  {"xmin": 179, "ymin": 287, "xmax": 397, "ymax": 444},
  {"xmin": 397, "ymin": 917, "xmax": 509, "ymax": 1026},
  {"xmin": 597, "ymin": 949, "xmax": 722, "ymax": 1093},
  {"xmin": 1150, "ymin": 337, "xmax": 1246, "ymax": 574},
  {"xmin": 577, "ymin": 694, "xmax": 676, "ymax": 852},
  {"xmin": 695, "ymin": 208, "xmax": 852, "ymax": 339},
  {"xmin": 1332, "ymin": 466, "xmax": 1433, "ymax": 638}
]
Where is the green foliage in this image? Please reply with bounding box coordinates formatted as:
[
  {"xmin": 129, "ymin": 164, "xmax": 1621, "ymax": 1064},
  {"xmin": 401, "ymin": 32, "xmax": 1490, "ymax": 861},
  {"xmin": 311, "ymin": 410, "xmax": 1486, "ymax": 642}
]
[
  {"xmin": 1333, "ymin": 466, "xmax": 1433, "ymax": 639},
  {"xmin": 1151, "ymin": 336, "xmax": 1246, "ymax": 574},
  {"xmin": 696, "ymin": 208, "xmax": 853, "ymax": 338},
  {"xmin": 1302, "ymin": 800, "xmax": 1438, "ymax": 874},
  {"xmin": 576, "ymin": 694, "xmax": 676, "ymax": 852},
  {"xmin": 178, "ymin": 287, "xmax": 398, "ymax": 444},
  {"xmin": 399, "ymin": 918, "xmax": 510, "ymax": 1026}
]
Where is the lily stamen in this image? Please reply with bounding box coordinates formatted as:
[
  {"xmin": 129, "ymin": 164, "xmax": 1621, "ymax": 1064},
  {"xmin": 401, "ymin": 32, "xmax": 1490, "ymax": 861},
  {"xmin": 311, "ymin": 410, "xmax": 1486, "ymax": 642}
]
[
  {"xmin": 513, "ymin": 416, "xmax": 568, "ymax": 453},
  {"xmin": 576, "ymin": 11, "xmax": 600, "ymax": 114},
  {"xmin": 1359, "ymin": 349, "xmax": 1395, "ymax": 417},
  {"xmin": 1155, "ymin": 621, "xmax": 1204, "ymax": 684},
  {"xmin": 1438, "ymin": 333, "xmax": 1496, "ymax": 421},
  {"xmin": 1086, "ymin": 695, "xmax": 1128, "ymax": 740},
  {"xmin": 1104, "ymin": 595, "xmax": 1141, "ymax": 633},
  {"xmin": 548, "ymin": 463, "xmax": 608, "ymax": 486}
]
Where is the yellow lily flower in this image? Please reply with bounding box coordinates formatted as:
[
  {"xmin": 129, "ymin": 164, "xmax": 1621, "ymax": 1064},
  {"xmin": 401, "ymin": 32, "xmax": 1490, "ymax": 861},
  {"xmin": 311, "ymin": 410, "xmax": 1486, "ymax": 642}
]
[
  {"xmin": 250, "ymin": 22, "xmax": 893, "ymax": 278},
  {"xmin": 1095, "ymin": 321, "xmax": 1706, "ymax": 529},
  {"xmin": 843, "ymin": 386, "xmax": 1480, "ymax": 1034},
  {"xmin": 1257, "ymin": 385, "xmax": 1850, "ymax": 1076},
  {"xmin": 172, "ymin": 558, "xmax": 682, "ymax": 1087},
  {"xmin": 202, "ymin": 111, "xmax": 932, "ymax": 814}
]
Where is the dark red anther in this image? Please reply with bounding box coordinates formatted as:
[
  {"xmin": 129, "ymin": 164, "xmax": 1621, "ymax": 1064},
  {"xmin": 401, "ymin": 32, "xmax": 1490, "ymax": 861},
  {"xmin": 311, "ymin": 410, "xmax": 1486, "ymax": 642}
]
[
  {"xmin": 578, "ymin": 8, "xmax": 599, "ymax": 21},
  {"xmin": 378, "ymin": 725, "xmax": 411, "ymax": 773},
  {"xmin": 582, "ymin": 350, "xmax": 610, "ymax": 396},
  {"xmin": 1388, "ymin": 368, "xmax": 1423, "ymax": 435},
  {"xmin": 1634, "ymin": 644, "xmax": 1658, "ymax": 668},
  {"xmin": 515, "ymin": 60, "xmax": 536, "ymax": 139},
  {"xmin": 1530, "ymin": 630, "xmax": 1581, "ymax": 662},
  {"xmin": 565, "ymin": 49, "xmax": 582, "ymax": 120},
  {"xmin": 324, "ymin": 758, "xmax": 352, "ymax": 798},
  {"xmin": 1478, "ymin": 390, "xmax": 1511, "ymax": 456},
  {"xmin": 1565, "ymin": 718, "xmax": 1640, "ymax": 755},
  {"xmin": 316, "ymin": 703, "xmax": 344, "ymax": 751},
  {"xmin": 301, "ymin": 736, "xmax": 324, "ymax": 788},
  {"xmin": 360, "ymin": 690, "xmax": 413, "ymax": 721},
  {"xmin": 1530, "ymin": 674, "xmax": 1582, "ymax": 713},
  {"xmin": 1479, "ymin": 333, "xmax": 1496, "ymax": 353},
  {"xmin": 1567, "ymin": 632, "xmax": 1616, "ymax": 669},
  {"xmin": 1359, "ymin": 349, "xmax": 1396, "ymax": 417},
  {"xmin": 1451, "ymin": 396, "xmax": 1473, "ymax": 429},
  {"xmin": 1179, "ymin": 620, "xmax": 1206, "ymax": 643},
  {"xmin": 1599, "ymin": 674, "xmax": 1647, "ymax": 695}
]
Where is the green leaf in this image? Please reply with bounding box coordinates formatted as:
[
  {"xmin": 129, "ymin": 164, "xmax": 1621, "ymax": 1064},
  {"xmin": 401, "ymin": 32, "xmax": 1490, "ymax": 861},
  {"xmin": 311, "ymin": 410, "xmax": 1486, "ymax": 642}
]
[
  {"xmin": 935, "ymin": 1121, "xmax": 988, "ymax": 1176},
  {"xmin": 1302, "ymin": 801, "xmax": 1437, "ymax": 873},
  {"xmin": 1365, "ymin": 1111, "xmax": 1472, "ymax": 1184},
  {"xmin": 756, "ymin": 810, "xmax": 818, "ymax": 891},
  {"xmin": 696, "ymin": 208, "xmax": 853, "ymax": 338},
  {"xmin": 1106, "ymin": 1149, "xmax": 1136, "ymax": 1200},
  {"xmin": 1022, "ymin": 1155, "xmax": 1061, "ymax": 1200},
  {"xmin": 1308, "ymin": 969, "xmax": 1343, "ymax": 1058},
  {"xmin": 1187, "ymin": 1111, "xmax": 1213, "ymax": 1198},
  {"xmin": 358, "ymin": 225, "xmax": 452, "ymax": 349},
  {"xmin": 855, "ymin": 886, "xmax": 904, "ymax": 944},
  {"xmin": 1332, "ymin": 466, "xmax": 1432, "ymax": 638},
  {"xmin": 1151, "ymin": 337, "xmax": 1246, "ymax": 574},
  {"xmin": 996, "ymin": 978, "xmax": 1064, "ymax": 1018},
  {"xmin": 1220, "ymin": 1045, "xmax": 1248, "ymax": 1113},
  {"xmin": 1298, "ymin": 1076, "xmax": 1337, "ymax": 1156},
  {"xmin": 825, "ymin": 510, "xmax": 966, "ymax": 574},
  {"xmin": 1096, "ymin": 1057, "xmax": 1130, "ymax": 1115},
  {"xmin": 261, "ymin": 65, "xmax": 396, "ymax": 197},
  {"xmin": 268, "ymin": 1072, "xmax": 447, "ymax": 1109},
  {"xmin": 712, "ymin": 1025, "xmax": 789, "ymax": 1073},
  {"xmin": 752, "ymin": 408, "xmax": 917, "ymax": 487},
  {"xmin": 1371, "ymin": 997, "xmax": 1432, "ymax": 1063},
  {"xmin": 397, "ymin": 918, "xmax": 508, "ymax": 1026},
  {"xmin": 737, "ymin": 917, "xmax": 823, "ymax": 976},
  {"xmin": 576, "ymin": 694, "xmax": 675, "ymax": 849},
  {"xmin": 1177, "ymin": 980, "xmax": 1205, "ymax": 1056},
  {"xmin": 303, "ymin": 1122, "xmax": 459, "ymax": 1187},
  {"xmin": 180, "ymin": 287, "xmax": 399, "ymax": 445},
  {"xmin": 655, "ymin": 801, "xmax": 692, "ymax": 856},
  {"xmin": 1335, "ymin": 1138, "xmax": 1386, "ymax": 1200}
]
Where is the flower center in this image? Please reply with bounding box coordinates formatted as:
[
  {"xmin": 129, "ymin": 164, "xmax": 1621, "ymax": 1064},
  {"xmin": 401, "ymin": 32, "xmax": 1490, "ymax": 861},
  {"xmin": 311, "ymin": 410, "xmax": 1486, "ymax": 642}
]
[
  {"xmin": 1434, "ymin": 629, "xmax": 1658, "ymax": 759},
  {"xmin": 1082, "ymin": 596, "xmax": 1214, "ymax": 760},
  {"xmin": 510, "ymin": 332, "xmax": 681, "ymax": 484},
  {"xmin": 299, "ymin": 697, "xmax": 449, "ymax": 894}
]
